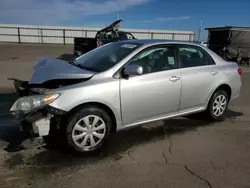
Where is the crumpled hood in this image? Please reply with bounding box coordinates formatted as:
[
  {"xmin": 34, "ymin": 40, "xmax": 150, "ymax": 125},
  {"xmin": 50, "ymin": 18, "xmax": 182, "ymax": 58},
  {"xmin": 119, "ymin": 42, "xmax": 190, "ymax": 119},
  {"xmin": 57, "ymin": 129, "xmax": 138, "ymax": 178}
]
[{"xmin": 28, "ymin": 57, "xmax": 95, "ymax": 84}]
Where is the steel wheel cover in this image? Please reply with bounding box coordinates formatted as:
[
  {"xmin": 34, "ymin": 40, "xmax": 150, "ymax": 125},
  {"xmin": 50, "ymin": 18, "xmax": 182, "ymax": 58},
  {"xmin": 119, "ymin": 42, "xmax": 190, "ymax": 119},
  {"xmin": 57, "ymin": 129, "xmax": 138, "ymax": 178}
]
[
  {"xmin": 71, "ymin": 115, "xmax": 106, "ymax": 151},
  {"xmin": 212, "ymin": 94, "xmax": 227, "ymax": 117}
]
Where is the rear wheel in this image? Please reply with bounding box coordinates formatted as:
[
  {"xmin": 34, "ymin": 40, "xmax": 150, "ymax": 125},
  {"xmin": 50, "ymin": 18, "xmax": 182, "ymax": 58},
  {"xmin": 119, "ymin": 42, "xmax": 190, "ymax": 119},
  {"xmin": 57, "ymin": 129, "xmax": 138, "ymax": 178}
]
[
  {"xmin": 205, "ymin": 90, "xmax": 229, "ymax": 121},
  {"xmin": 63, "ymin": 106, "xmax": 112, "ymax": 153}
]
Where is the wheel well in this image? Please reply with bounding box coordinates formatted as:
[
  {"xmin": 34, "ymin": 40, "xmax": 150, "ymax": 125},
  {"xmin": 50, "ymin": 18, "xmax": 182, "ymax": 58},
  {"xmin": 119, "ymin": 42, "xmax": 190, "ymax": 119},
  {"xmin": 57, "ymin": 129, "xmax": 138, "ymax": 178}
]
[
  {"xmin": 65, "ymin": 102, "xmax": 117, "ymax": 132},
  {"xmin": 214, "ymin": 84, "xmax": 232, "ymax": 100}
]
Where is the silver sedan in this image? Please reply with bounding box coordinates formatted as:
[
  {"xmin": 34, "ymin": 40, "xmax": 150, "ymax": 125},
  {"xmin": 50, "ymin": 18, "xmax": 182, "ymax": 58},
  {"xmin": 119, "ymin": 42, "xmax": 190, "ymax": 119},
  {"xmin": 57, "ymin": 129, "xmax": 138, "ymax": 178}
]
[{"xmin": 10, "ymin": 39, "xmax": 242, "ymax": 153}]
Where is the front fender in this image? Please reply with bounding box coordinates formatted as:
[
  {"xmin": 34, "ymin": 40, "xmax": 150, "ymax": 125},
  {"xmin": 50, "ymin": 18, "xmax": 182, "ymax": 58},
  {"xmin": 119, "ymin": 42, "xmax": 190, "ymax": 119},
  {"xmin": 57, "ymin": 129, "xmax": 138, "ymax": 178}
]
[{"xmin": 47, "ymin": 79, "xmax": 122, "ymax": 128}]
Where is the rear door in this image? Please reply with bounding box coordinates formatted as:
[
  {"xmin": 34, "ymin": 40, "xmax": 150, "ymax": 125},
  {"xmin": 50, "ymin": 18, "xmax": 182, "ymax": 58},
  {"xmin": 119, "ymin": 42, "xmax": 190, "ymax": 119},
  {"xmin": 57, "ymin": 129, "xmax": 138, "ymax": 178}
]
[{"xmin": 176, "ymin": 44, "xmax": 219, "ymax": 113}]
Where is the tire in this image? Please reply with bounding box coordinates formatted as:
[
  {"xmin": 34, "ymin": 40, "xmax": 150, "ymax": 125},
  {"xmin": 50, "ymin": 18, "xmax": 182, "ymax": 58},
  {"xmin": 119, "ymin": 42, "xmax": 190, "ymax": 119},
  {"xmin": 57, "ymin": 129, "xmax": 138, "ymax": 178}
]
[
  {"xmin": 62, "ymin": 106, "xmax": 112, "ymax": 153},
  {"xmin": 205, "ymin": 90, "xmax": 229, "ymax": 121}
]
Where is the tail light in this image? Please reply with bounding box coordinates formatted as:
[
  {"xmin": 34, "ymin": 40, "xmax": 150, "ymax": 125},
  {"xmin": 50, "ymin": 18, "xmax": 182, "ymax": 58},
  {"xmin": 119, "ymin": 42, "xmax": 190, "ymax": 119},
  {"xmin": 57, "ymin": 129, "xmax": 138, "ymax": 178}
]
[{"xmin": 238, "ymin": 68, "xmax": 243, "ymax": 76}]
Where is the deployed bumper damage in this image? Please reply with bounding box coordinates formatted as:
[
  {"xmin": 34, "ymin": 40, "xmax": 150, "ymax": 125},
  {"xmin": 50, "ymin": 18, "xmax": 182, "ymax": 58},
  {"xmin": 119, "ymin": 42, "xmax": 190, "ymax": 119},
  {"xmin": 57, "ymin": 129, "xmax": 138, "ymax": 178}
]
[{"xmin": 9, "ymin": 57, "xmax": 94, "ymax": 141}]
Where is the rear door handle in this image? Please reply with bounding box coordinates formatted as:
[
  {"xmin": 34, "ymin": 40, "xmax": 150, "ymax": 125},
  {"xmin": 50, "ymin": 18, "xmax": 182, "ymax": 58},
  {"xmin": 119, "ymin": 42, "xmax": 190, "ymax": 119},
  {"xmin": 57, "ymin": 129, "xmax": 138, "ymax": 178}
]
[
  {"xmin": 210, "ymin": 70, "xmax": 218, "ymax": 76},
  {"xmin": 169, "ymin": 76, "xmax": 180, "ymax": 82}
]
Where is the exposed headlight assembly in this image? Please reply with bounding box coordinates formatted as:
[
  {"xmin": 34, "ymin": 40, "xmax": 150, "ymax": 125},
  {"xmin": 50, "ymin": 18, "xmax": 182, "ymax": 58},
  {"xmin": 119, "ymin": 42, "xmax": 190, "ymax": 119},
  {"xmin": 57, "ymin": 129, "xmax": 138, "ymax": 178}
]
[{"xmin": 10, "ymin": 94, "xmax": 60, "ymax": 116}]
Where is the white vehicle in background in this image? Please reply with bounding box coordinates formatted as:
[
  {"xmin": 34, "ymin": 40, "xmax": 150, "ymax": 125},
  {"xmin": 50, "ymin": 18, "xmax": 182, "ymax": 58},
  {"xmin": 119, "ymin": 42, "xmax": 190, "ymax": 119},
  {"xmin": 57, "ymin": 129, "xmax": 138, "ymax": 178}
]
[{"xmin": 200, "ymin": 41, "xmax": 208, "ymax": 47}]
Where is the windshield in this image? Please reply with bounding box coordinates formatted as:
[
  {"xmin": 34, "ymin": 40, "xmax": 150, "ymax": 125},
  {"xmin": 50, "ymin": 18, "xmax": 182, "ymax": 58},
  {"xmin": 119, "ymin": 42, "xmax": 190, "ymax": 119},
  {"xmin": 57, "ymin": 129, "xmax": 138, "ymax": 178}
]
[{"xmin": 73, "ymin": 42, "xmax": 141, "ymax": 72}]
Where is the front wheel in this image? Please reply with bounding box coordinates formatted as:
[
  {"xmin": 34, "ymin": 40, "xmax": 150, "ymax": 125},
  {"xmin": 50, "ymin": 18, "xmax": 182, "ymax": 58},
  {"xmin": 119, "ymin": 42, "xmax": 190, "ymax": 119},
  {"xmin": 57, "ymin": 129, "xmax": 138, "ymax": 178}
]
[
  {"xmin": 64, "ymin": 106, "xmax": 112, "ymax": 153},
  {"xmin": 205, "ymin": 90, "xmax": 229, "ymax": 121}
]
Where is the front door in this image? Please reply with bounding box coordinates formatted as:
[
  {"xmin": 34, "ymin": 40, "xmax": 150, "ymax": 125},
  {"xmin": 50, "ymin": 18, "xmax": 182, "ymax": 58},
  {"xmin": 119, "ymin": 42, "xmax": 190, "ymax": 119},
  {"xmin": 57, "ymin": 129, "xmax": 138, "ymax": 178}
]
[{"xmin": 120, "ymin": 44, "xmax": 182, "ymax": 126}]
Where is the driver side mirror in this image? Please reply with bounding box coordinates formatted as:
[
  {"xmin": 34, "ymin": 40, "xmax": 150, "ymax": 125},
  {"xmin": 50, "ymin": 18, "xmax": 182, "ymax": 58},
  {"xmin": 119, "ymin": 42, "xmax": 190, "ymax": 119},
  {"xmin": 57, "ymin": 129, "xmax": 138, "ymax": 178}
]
[{"xmin": 123, "ymin": 65, "xmax": 143, "ymax": 76}]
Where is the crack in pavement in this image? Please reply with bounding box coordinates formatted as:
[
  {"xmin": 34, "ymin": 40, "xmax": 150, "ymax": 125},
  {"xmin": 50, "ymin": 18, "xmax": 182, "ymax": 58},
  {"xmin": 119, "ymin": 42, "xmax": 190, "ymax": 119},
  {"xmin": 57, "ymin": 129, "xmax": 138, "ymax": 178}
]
[
  {"xmin": 168, "ymin": 140, "xmax": 172, "ymax": 156},
  {"xmin": 163, "ymin": 123, "xmax": 211, "ymax": 188},
  {"xmin": 161, "ymin": 124, "xmax": 173, "ymax": 166},
  {"xmin": 126, "ymin": 147, "xmax": 138, "ymax": 165},
  {"xmin": 161, "ymin": 151, "xmax": 168, "ymax": 164},
  {"xmin": 163, "ymin": 124, "xmax": 173, "ymax": 156},
  {"xmin": 21, "ymin": 164, "xmax": 61, "ymax": 169},
  {"xmin": 184, "ymin": 165, "xmax": 212, "ymax": 188}
]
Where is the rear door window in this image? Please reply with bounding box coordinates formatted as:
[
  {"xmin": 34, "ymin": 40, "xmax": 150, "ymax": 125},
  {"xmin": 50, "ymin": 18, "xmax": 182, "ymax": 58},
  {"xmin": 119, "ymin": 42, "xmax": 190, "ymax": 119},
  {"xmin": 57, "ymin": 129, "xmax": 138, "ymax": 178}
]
[{"xmin": 177, "ymin": 45, "xmax": 215, "ymax": 68}]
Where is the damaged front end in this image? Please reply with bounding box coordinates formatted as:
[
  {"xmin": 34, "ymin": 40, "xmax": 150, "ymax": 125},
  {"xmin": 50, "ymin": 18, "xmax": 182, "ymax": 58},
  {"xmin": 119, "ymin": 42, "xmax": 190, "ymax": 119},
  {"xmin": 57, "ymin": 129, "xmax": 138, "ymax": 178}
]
[
  {"xmin": 8, "ymin": 78, "xmax": 50, "ymax": 97},
  {"xmin": 9, "ymin": 91, "xmax": 63, "ymax": 138},
  {"xmin": 8, "ymin": 57, "xmax": 95, "ymax": 144},
  {"xmin": 8, "ymin": 77, "xmax": 87, "ymax": 97},
  {"xmin": 8, "ymin": 78, "xmax": 88, "ymax": 142}
]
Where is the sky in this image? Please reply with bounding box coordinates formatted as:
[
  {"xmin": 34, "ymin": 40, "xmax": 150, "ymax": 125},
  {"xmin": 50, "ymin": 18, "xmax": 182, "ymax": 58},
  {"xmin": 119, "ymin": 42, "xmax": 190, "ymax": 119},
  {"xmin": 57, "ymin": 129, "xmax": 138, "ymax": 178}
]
[{"xmin": 0, "ymin": 0, "xmax": 250, "ymax": 40}]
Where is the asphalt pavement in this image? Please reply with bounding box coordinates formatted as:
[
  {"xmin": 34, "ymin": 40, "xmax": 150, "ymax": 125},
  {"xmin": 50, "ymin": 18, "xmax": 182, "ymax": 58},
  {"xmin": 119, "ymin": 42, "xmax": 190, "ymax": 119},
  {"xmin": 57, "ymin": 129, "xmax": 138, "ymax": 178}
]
[{"xmin": 0, "ymin": 43, "xmax": 250, "ymax": 188}]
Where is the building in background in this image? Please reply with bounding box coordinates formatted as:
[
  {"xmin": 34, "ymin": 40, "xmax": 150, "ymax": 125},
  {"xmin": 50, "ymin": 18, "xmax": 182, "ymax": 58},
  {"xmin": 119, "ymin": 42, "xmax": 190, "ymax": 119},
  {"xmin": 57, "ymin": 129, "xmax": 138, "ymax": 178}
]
[{"xmin": 205, "ymin": 26, "xmax": 250, "ymax": 64}]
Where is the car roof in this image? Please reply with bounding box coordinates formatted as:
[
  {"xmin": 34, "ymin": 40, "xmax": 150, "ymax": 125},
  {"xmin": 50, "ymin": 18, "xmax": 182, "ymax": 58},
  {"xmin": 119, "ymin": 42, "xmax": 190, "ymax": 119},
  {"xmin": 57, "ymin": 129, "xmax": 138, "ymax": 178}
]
[
  {"xmin": 116, "ymin": 39, "xmax": 203, "ymax": 47},
  {"xmin": 114, "ymin": 39, "xmax": 226, "ymax": 64}
]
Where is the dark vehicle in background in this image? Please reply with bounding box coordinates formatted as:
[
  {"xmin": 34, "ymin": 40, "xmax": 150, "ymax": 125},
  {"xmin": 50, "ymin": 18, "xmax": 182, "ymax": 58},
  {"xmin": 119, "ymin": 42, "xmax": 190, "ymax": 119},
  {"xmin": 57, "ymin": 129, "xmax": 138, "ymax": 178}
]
[
  {"xmin": 205, "ymin": 26, "xmax": 250, "ymax": 65},
  {"xmin": 58, "ymin": 20, "xmax": 136, "ymax": 61},
  {"xmin": 74, "ymin": 19, "xmax": 136, "ymax": 56}
]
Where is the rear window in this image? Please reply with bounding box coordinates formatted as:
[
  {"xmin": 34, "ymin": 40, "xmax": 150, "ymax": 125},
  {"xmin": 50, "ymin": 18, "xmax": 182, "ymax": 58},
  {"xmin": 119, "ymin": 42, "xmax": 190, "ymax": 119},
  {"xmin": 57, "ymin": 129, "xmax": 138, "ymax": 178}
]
[{"xmin": 74, "ymin": 42, "xmax": 141, "ymax": 72}]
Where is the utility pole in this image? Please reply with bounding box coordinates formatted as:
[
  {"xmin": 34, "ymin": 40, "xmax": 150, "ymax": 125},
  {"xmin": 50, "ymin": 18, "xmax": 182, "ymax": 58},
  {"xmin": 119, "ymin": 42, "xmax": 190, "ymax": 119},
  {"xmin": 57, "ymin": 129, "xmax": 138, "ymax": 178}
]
[{"xmin": 198, "ymin": 20, "xmax": 203, "ymax": 42}]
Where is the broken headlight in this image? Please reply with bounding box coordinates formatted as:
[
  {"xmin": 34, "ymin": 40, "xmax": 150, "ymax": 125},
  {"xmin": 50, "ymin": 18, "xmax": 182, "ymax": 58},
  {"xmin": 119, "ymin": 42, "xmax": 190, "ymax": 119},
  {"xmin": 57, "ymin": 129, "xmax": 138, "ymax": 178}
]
[{"xmin": 10, "ymin": 93, "xmax": 60, "ymax": 116}]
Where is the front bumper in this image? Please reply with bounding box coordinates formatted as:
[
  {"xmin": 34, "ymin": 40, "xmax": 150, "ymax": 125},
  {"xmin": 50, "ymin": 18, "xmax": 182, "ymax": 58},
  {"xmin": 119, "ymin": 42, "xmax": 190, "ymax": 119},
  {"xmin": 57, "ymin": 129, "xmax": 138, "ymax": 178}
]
[
  {"xmin": 17, "ymin": 106, "xmax": 66, "ymax": 138},
  {"xmin": 20, "ymin": 111, "xmax": 50, "ymax": 137},
  {"xmin": 32, "ymin": 117, "xmax": 50, "ymax": 136},
  {"xmin": 9, "ymin": 78, "xmax": 67, "ymax": 138}
]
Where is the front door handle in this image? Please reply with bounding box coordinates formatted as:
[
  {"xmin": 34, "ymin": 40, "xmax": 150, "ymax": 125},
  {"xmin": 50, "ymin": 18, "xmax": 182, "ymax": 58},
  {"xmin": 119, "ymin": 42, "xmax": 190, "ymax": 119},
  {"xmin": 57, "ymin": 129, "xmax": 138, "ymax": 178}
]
[
  {"xmin": 210, "ymin": 70, "xmax": 218, "ymax": 76},
  {"xmin": 169, "ymin": 76, "xmax": 180, "ymax": 82}
]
